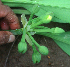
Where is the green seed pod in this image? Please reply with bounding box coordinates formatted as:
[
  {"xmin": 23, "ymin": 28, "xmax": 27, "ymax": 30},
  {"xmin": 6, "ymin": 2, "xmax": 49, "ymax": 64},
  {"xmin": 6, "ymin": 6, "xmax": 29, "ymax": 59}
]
[
  {"xmin": 38, "ymin": 46, "xmax": 49, "ymax": 55},
  {"xmin": 32, "ymin": 50, "xmax": 41, "ymax": 64},
  {"xmin": 18, "ymin": 42, "xmax": 27, "ymax": 54}
]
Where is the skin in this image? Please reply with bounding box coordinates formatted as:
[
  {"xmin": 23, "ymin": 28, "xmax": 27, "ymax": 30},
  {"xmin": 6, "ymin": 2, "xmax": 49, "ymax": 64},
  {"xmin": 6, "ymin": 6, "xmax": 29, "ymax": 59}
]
[{"xmin": 0, "ymin": 0, "xmax": 20, "ymax": 45}]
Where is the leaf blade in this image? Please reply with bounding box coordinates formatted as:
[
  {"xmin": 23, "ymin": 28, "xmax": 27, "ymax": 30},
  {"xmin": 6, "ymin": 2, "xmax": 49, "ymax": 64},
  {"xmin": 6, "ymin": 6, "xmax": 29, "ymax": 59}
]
[{"xmin": 54, "ymin": 39, "xmax": 70, "ymax": 56}]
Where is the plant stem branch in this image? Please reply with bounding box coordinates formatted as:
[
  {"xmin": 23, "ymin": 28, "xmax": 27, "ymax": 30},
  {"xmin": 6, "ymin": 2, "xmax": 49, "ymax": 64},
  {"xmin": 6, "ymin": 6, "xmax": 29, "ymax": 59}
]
[
  {"xmin": 21, "ymin": 28, "xmax": 26, "ymax": 42},
  {"xmin": 13, "ymin": 9, "xmax": 31, "ymax": 14},
  {"xmin": 27, "ymin": 32, "xmax": 40, "ymax": 48},
  {"xmin": 33, "ymin": 28, "xmax": 54, "ymax": 33}
]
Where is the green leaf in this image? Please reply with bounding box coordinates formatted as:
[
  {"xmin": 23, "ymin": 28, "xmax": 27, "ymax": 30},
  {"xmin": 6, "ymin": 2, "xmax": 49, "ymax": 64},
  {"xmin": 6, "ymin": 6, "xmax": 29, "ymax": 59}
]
[
  {"xmin": 25, "ymin": 34, "xmax": 33, "ymax": 46},
  {"xmin": 2, "ymin": 0, "xmax": 70, "ymax": 23},
  {"xmin": 36, "ymin": 31, "xmax": 70, "ymax": 55},
  {"xmin": 2, "ymin": 0, "xmax": 70, "ymax": 8},
  {"xmin": 54, "ymin": 39, "xmax": 70, "ymax": 56},
  {"xmin": 20, "ymin": 0, "xmax": 70, "ymax": 23},
  {"xmin": 32, "ymin": 4, "xmax": 40, "ymax": 14},
  {"xmin": 41, "ymin": 6, "xmax": 70, "ymax": 23},
  {"xmin": 8, "ymin": 28, "xmax": 23, "ymax": 35},
  {"xmin": 37, "ymin": 31, "xmax": 70, "ymax": 45},
  {"xmin": 21, "ymin": 14, "xmax": 28, "ymax": 28}
]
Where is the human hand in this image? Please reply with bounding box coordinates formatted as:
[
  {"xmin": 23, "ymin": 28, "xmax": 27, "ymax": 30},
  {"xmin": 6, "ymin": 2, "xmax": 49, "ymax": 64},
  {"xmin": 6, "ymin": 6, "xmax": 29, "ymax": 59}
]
[{"xmin": 0, "ymin": 0, "xmax": 20, "ymax": 45}]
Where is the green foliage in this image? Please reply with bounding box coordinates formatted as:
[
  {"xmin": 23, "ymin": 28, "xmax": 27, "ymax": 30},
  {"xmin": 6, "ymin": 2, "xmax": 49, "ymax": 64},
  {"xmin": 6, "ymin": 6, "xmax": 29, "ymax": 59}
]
[
  {"xmin": 54, "ymin": 39, "xmax": 70, "ymax": 56},
  {"xmin": 2, "ymin": 0, "xmax": 70, "ymax": 23},
  {"xmin": 2, "ymin": 0, "xmax": 70, "ymax": 63},
  {"xmin": 9, "ymin": 28, "xmax": 23, "ymax": 35},
  {"xmin": 30, "ymin": 12, "xmax": 53, "ymax": 28},
  {"xmin": 37, "ymin": 31, "xmax": 70, "ymax": 56},
  {"xmin": 21, "ymin": 14, "xmax": 28, "ymax": 28}
]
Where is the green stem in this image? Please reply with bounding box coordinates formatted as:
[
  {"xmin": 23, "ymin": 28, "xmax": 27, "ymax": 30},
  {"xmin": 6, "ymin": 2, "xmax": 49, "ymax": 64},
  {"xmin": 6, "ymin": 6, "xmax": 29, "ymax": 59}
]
[
  {"xmin": 21, "ymin": 28, "xmax": 26, "ymax": 42},
  {"xmin": 32, "ymin": 44, "xmax": 37, "ymax": 53},
  {"xmin": 28, "ymin": 13, "xmax": 34, "ymax": 25},
  {"xmin": 35, "ymin": 26, "xmax": 48, "ymax": 29},
  {"xmin": 30, "ymin": 20, "xmax": 43, "ymax": 28},
  {"xmin": 3, "ymin": 2, "xmax": 24, "ymax": 7},
  {"xmin": 13, "ymin": 9, "xmax": 31, "ymax": 14},
  {"xmin": 33, "ymin": 28, "xmax": 54, "ymax": 33},
  {"xmin": 28, "ymin": 4, "xmax": 39, "ymax": 25},
  {"xmin": 6, "ymin": 28, "xmax": 23, "ymax": 35},
  {"xmin": 27, "ymin": 32, "xmax": 40, "ymax": 48}
]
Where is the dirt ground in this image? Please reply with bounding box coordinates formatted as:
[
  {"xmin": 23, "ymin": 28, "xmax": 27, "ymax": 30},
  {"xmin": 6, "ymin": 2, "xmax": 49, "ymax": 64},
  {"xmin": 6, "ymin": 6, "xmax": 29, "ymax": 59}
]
[{"xmin": 0, "ymin": 15, "xmax": 70, "ymax": 67}]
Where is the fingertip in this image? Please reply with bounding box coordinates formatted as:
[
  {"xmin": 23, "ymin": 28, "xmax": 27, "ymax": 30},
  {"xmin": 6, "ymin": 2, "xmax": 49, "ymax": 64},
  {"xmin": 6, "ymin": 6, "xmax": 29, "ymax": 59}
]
[
  {"xmin": 0, "ymin": 31, "xmax": 15, "ymax": 45},
  {"xmin": 9, "ymin": 22, "xmax": 20, "ymax": 30},
  {"xmin": 8, "ymin": 35, "xmax": 15, "ymax": 43},
  {"xmin": 0, "ymin": 19, "xmax": 9, "ymax": 30}
]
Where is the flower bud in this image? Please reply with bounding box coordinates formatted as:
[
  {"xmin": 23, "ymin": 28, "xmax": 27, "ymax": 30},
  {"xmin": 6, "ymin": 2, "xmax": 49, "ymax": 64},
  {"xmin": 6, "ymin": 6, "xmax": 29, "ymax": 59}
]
[
  {"xmin": 32, "ymin": 50, "xmax": 41, "ymax": 64},
  {"xmin": 18, "ymin": 42, "xmax": 27, "ymax": 54},
  {"xmin": 40, "ymin": 12, "xmax": 53, "ymax": 24},
  {"xmin": 38, "ymin": 46, "xmax": 49, "ymax": 55}
]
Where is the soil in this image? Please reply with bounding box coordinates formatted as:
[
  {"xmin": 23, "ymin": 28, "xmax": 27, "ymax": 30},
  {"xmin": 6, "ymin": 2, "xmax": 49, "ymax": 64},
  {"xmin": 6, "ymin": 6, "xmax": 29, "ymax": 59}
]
[{"xmin": 0, "ymin": 15, "xmax": 70, "ymax": 67}]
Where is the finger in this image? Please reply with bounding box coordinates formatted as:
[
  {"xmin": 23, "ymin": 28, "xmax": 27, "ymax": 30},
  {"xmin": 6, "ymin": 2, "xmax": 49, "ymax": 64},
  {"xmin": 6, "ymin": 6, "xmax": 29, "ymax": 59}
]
[
  {"xmin": 0, "ymin": 19, "xmax": 9, "ymax": 30},
  {"xmin": 0, "ymin": 5, "xmax": 20, "ymax": 30},
  {"xmin": 5, "ymin": 6, "xmax": 20, "ymax": 29},
  {"xmin": 0, "ymin": 31, "xmax": 15, "ymax": 45},
  {"xmin": 0, "ymin": 0, "xmax": 3, "ymax": 5}
]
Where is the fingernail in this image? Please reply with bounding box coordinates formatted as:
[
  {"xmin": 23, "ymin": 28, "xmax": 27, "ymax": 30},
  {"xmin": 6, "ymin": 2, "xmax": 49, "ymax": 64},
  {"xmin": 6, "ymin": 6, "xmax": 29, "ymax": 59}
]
[{"xmin": 8, "ymin": 35, "xmax": 15, "ymax": 43}]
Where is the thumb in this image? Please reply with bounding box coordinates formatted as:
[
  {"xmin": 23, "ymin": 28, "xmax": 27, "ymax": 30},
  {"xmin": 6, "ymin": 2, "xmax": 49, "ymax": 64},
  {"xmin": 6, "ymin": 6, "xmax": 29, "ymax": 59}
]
[{"xmin": 0, "ymin": 31, "xmax": 15, "ymax": 45}]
